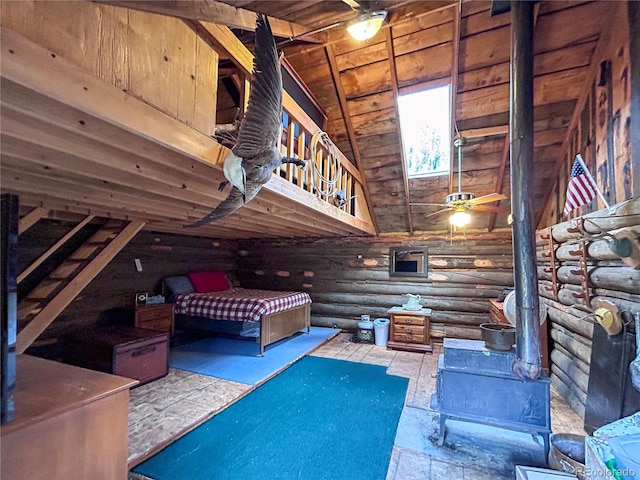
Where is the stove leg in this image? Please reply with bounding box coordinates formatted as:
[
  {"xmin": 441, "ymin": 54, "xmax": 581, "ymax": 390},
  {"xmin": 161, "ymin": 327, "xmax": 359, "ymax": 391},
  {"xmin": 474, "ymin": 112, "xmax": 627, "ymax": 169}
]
[
  {"xmin": 437, "ymin": 414, "xmax": 448, "ymax": 446},
  {"xmin": 542, "ymin": 433, "xmax": 550, "ymax": 465}
]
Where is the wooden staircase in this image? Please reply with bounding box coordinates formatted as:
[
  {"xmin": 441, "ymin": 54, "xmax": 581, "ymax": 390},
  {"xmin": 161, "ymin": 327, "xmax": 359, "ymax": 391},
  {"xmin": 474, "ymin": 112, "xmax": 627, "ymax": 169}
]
[{"xmin": 16, "ymin": 219, "xmax": 145, "ymax": 354}]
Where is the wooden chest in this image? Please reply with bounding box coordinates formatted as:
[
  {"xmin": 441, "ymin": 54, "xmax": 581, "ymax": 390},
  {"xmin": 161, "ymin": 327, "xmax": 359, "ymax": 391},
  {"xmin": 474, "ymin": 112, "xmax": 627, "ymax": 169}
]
[{"xmin": 64, "ymin": 326, "xmax": 169, "ymax": 386}]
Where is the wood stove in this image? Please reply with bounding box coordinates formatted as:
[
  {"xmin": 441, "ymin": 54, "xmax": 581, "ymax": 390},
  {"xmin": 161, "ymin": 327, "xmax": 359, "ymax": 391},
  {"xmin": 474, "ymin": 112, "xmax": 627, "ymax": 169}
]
[{"xmin": 431, "ymin": 338, "xmax": 552, "ymax": 459}]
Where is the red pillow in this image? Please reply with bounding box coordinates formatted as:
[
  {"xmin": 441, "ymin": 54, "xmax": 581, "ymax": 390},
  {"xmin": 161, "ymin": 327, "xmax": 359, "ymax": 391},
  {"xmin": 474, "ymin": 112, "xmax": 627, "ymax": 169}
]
[{"xmin": 188, "ymin": 271, "xmax": 230, "ymax": 293}]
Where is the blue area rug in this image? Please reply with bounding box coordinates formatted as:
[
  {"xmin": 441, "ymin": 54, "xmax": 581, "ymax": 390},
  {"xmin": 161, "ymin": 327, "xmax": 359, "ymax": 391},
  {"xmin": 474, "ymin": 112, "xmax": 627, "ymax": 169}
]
[
  {"xmin": 134, "ymin": 356, "xmax": 408, "ymax": 480},
  {"xmin": 169, "ymin": 326, "xmax": 338, "ymax": 385}
]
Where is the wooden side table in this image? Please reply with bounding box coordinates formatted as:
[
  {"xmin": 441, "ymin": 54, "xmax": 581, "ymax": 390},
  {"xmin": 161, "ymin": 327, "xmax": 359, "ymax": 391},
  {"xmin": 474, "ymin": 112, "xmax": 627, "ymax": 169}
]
[
  {"xmin": 387, "ymin": 306, "xmax": 433, "ymax": 353},
  {"xmin": 135, "ymin": 303, "xmax": 174, "ymax": 335},
  {"xmin": 488, "ymin": 299, "xmax": 509, "ymax": 324}
]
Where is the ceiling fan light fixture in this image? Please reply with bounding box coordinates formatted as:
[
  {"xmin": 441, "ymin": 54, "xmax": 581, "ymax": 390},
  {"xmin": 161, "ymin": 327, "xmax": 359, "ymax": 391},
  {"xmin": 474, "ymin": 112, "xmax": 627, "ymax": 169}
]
[
  {"xmin": 449, "ymin": 209, "xmax": 471, "ymax": 228},
  {"xmin": 347, "ymin": 10, "xmax": 387, "ymax": 41}
]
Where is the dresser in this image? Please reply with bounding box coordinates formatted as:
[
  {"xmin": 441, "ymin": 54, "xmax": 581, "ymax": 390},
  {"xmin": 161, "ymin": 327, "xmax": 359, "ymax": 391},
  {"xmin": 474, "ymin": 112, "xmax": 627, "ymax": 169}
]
[
  {"xmin": 0, "ymin": 355, "xmax": 136, "ymax": 480},
  {"xmin": 135, "ymin": 303, "xmax": 174, "ymax": 334},
  {"xmin": 387, "ymin": 306, "xmax": 433, "ymax": 353}
]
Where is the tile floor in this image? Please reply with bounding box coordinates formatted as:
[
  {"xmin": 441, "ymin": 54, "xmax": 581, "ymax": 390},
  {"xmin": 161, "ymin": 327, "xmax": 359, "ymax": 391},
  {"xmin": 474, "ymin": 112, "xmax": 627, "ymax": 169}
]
[{"xmin": 128, "ymin": 333, "xmax": 586, "ymax": 479}]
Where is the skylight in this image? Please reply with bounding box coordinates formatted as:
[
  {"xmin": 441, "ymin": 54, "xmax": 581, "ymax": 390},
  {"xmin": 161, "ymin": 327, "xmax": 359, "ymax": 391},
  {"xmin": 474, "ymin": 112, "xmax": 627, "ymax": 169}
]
[{"xmin": 397, "ymin": 85, "xmax": 451, "ymax": 177}]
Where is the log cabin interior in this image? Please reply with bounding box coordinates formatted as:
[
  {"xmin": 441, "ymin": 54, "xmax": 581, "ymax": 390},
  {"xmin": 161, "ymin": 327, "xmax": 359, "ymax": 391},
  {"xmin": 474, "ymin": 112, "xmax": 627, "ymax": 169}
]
[{"xmin": 1, "ymin": 1, "xmax": 639, "ymax": 479}]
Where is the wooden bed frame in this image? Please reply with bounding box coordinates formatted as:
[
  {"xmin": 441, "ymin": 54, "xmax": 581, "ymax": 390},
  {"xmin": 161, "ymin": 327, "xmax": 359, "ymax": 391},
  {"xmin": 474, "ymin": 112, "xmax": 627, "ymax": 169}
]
[
  {"xmin": 259, "ymin": 302, "xmax": 311, "ymax": 355},
  {"xmin": 162, "ymin": 279, "xmax": 311, "ymax": 355}
]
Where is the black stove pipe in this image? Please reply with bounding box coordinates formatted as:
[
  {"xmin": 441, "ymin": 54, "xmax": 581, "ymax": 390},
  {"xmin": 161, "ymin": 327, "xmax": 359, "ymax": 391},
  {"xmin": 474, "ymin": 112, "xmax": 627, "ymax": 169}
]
[{"xmin": 510, "ymin": 0, "xmax": 542, "ymax": 381}]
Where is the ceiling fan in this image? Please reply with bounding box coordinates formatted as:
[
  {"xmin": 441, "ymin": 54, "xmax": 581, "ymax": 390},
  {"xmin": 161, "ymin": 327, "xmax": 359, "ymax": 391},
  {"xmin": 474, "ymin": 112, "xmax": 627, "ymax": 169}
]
[{"xmin": 410, "ymin": 136, "xmax": 508, "ymax": 228}]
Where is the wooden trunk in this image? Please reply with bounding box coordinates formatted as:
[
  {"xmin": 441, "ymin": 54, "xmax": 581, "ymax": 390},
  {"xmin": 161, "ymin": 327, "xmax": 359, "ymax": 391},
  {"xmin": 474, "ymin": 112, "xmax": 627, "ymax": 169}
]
[{"xmin": 64, "ymin": 326, "xmax": 169, "ymax": 385}]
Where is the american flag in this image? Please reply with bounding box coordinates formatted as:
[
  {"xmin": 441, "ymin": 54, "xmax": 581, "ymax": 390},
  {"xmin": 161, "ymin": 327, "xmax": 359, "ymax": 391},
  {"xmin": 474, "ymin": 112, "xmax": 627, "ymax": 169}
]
[{"xmin": 563, "ymin": 156, "xmax": 596, "ymax": 215}]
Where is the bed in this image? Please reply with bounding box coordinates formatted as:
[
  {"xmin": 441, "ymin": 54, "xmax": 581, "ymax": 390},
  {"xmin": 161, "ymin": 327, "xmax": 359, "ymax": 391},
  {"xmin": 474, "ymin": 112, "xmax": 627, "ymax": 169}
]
[{"xmin": 163, "ymin": 271, "xmax": 311, "ymax": 355}]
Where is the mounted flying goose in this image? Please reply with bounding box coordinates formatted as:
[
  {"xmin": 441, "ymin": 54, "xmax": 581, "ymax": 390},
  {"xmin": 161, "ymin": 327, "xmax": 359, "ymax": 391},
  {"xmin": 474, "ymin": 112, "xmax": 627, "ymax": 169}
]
[{"xmin": 187, "ymin": 14, "xmax": 306, "ymax": 228}]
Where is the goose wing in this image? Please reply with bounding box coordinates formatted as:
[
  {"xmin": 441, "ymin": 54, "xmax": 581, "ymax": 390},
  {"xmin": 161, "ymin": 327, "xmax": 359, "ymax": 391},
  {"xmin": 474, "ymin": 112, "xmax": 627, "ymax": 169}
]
[
  {"xmin": 185, "ymin": 187, "xmax": 245, "ymax": 227},
  {"xmin": 232, "ymin": 14, "xmax": 282, "ymax": 163}
]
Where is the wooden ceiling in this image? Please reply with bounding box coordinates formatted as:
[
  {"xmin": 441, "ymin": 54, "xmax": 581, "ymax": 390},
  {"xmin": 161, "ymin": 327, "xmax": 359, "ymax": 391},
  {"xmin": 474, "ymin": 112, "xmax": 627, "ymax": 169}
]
[
  {"xmin": 220, "ymin": 0, "xmax": 610, "ymax": 233},
  {"xmin": 0, "ymin": 1, "xmax": 614, "ymax": 238}
]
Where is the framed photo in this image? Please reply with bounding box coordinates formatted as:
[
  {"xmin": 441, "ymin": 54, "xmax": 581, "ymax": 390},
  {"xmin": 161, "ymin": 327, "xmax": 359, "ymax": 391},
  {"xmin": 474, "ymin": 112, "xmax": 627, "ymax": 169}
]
[{"xmin": 135, "ymin": 292, "xmax": 148, "ymax": 307}]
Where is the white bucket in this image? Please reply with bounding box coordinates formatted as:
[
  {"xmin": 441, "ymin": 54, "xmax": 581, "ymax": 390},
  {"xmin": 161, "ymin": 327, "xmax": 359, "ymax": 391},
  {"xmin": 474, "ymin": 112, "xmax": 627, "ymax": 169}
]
[{"xmin": 373, "ymin": 318, "xmax": 390, "ymax": 346}]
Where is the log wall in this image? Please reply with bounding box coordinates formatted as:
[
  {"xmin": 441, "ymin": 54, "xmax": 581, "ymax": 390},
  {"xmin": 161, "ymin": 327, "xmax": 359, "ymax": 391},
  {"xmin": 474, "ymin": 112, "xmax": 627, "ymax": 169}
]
[
  {"xmin": 18, "ymin": 221, "xmax": 237, "ymax": 346},
  {"xmin": 236, "ymin": 231, "xmax": 514, "ymax": 341},
  {"xmin": 539, "ymin": 2, "xmax": 635, "ymax": 226},
  {"xmin": 0, "ymin": 1, "xmax": 218, "ymax": 136},
  {"xmin": 536, "ymin": 198, "xmax": 640, "ymax": 417}
]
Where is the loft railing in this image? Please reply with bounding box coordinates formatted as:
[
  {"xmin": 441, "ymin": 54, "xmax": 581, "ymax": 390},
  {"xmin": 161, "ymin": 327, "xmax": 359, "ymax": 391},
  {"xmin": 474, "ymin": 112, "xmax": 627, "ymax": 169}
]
[{"xmin": 277, "ymin": 91, "xmax": 370, "ymax": 223}]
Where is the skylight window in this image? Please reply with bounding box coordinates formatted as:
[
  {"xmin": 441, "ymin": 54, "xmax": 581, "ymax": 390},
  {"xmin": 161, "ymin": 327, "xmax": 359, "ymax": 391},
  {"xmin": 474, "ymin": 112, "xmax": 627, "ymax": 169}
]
[{"xmin": 397, "ymin": 85, "xmax": 451, "ymax": 177}]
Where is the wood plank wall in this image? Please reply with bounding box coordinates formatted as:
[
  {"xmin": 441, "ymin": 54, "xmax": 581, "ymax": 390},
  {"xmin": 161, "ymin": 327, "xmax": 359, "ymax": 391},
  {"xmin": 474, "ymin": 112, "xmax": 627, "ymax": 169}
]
[
  {"xmin": 18, "ymin": 221, "xmax": 237, "ymax": 347},
  {"xmin": 539, "ymin": 3, "xmax": 634, "ymax": 226},
  {"xmin": 533, "ymin": 3, "xmax": 638, "ymax": 418},
  {"xmin": 0, "ymin": 1, "xmax": 218, "ymax": 136},
  {"xmin": 536, "ymin": 200, "xmax": 640, "ymax": 418},
  {"xmin": 236, "ymin": 231, "xmax": 514, "ymax": 341}
]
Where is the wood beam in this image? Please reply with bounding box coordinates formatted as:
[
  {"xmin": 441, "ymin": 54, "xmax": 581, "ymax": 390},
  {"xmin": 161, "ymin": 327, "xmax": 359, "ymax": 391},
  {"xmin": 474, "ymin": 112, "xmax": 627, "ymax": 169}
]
[
  {"xmin": 18, "ymin": 207, "xmax": 50, "ymax": 234},
  {"xmin": 460, "ymin": 125, "xmax": 509, "ymax": 139},
  {"xmin": 487, "ymin": 136, "xmax": 510, "ymax": 232},
  {"xmin": 535, "ymin": 7, "xmax": 616, "ymax": 227},
  {"xmin": 384, "ymin": 28, "xmax": 413, "ymax": 234},
  {"xmin": 16, "ymin": 220, "xmax": 145, "ymax": 353},
  {"xmin": 326, "ymin": 44, "xmax": 379, "ymax": 234},
  {"xmin": 18, "ymin": 216, "xmax": 95, "ymax": 284},
  {"xmin": 629, "ymin": 0, "xmax": 640, "ymax": 198},
  {"xmin": 92, "ymin": 0, "xmax": 327, "ymax": 43}
]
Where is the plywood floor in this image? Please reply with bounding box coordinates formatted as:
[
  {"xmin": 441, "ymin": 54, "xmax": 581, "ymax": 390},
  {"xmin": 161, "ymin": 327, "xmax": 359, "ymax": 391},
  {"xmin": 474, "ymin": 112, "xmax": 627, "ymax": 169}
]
[{"xmin": 128, "ymin": 333, "xmax": 586, "ymax": 479}]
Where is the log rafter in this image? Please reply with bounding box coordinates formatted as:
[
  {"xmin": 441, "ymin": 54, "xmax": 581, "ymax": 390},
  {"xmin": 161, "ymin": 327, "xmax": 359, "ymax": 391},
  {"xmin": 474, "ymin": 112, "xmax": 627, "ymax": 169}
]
[
  {"xmin": 384, "ymin": 27, "xmax": 413, "ymax": 234},
  {"xmin": 91, "ymin": 0, "xmax": 327, "ymax": 43}
]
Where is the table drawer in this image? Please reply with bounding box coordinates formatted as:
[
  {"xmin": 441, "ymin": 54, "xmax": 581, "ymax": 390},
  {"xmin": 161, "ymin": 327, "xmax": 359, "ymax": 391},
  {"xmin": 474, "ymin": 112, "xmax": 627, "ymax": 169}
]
[
  {"xmin": 393, "ymin": 315, "xmax": 425, "ymax": 326},
  {"xmin": 394, "ymin": 325, "xmax": 425, "ymax": 336},
  {"xmin": 137, "ymin": 317, "xmax": 172, "ymax": 333},
  {"xmin": 136, "ymin": 305, "xmax": 173, "ymax": 322},
  {"xmin": 394, "ymin": 332, "xmax": 426, "ymax": 344}
]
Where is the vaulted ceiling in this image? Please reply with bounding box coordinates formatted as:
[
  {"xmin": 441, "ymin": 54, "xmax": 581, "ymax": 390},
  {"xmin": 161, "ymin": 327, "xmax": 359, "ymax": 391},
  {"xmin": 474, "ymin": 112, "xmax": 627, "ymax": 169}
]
[
  {"xmin": 0, "ymin": 0, "xmax": 614, "ymax": 238},
  {"xmin": 217, "ymin": 0, "xmax": 611, "ymax": 234}
]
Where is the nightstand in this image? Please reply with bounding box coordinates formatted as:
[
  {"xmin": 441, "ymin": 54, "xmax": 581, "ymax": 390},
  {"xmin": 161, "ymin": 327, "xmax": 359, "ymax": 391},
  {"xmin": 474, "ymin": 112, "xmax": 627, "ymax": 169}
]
[
  {"xmin": 488, "ymin": 299, "xmax": 509, "ymax": 324},
  {"xmin": 135, "ymin": 303, "xmax": 174, "ymax": 335},
  {"xmin": 387, "ymin": 306, "xmax": 433, "ymax": 353}
]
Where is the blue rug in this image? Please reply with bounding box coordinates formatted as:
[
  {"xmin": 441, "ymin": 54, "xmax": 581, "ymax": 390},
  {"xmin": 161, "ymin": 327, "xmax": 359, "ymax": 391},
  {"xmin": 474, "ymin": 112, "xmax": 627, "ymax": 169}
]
[
  {"xmin": 134, "ymin": 356, "xmax": 408, "ymax": 480},
  {"xmin": 169, "ymin": 326, "xmax": 338, "ymax": 384}
]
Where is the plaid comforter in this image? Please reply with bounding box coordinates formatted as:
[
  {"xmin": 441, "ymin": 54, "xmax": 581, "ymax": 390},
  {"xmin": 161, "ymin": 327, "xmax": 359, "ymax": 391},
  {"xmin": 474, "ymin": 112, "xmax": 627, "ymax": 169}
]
[{"xmin": 174, "ymin": 288, "xmax": 311, "ymax": 323}]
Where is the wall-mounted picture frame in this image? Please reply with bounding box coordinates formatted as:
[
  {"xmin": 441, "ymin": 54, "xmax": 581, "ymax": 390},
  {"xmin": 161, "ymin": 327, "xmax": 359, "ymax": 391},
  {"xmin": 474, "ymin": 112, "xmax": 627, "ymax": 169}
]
[
  {"xmin": 135, "ymin": 292, "xmax": 148, "ymax": 307},
  {"xmin": 389, "ymin": 246, "xmax": 429, "ymax": 278}
]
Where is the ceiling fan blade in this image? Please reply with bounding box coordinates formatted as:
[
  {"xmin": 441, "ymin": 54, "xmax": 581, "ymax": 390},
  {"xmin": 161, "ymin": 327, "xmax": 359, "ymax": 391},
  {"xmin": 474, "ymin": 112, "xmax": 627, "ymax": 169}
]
[
  {"xmin": 410, "ymin": 202, "xmax": 448, "ymax": 207},
  {"xmin": 468, "ymin": 193, "xmax": 508, "ymax": 205},
  {"xmin": 471, "ymin": 204, "xmax": 510, "ymax": 213},
  {"xmin": 423, "ymin": 208, "xmax": 452, "ymax": 219}
]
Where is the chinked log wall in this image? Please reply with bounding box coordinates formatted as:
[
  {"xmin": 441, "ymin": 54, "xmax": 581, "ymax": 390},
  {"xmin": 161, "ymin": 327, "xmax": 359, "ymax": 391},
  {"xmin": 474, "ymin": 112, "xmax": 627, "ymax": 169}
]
[
  {"xmin": 237, "ymin": 231, "xmax": 514, "ymax": 341},
  {"xmin": 536, "ymin": 199, "xmax": 640, "ymax": 418}
]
